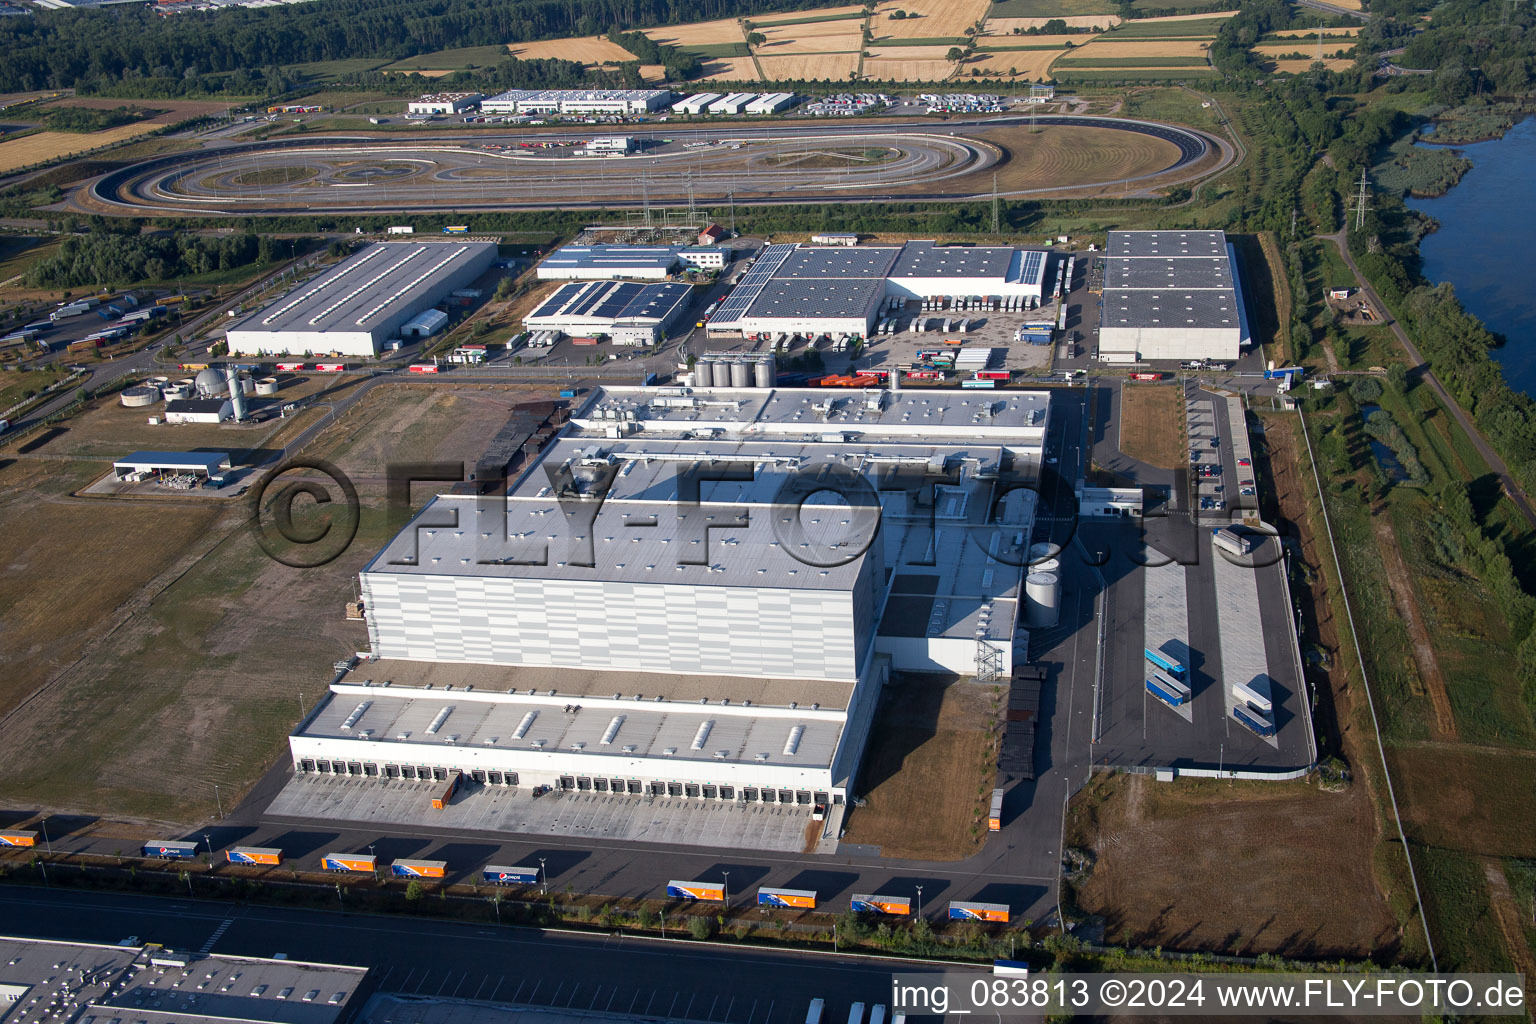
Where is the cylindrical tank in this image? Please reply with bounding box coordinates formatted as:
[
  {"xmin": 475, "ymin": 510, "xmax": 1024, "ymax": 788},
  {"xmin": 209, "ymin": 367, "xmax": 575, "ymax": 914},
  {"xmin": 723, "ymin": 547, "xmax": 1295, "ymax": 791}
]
[
  {"xmin": 240, "ymin": 376, "xmax": 255, "ymax": 395},
  {"xmin": 255, "ymin": 377, "xmax": 280, "ymax": 396},
  {"xmin": 1024, "ymin": 572, "xmax": 1061, "ymax": 628},
  {"xmin": 695, "ymin": 358, "xmax": 714, "ymax": 387},
  {"xmin": 226, "ymin": 369, "xmax": 248, "ymax": 422},
  {"xmin": 754, "ymin": 358, "xmax": 773, "ymax": 389},
  {"xmin": 730, "ymin": 360, "xmax": 750, "ymax": 388},
  {"xmin": 1034, "ymin": 557, "xmax": 1060, "ymax": 576},
  {"xmin": 1028, "ymin": 542, "xmax": 1061, "ymax": 564},
  {"xmin": 151, "ymin": 375, "xmax": 169, "ymax": 386},
  {"xmin": 120, "ymin": 386, "xmax": 158, "ymax": 408},
  {"xmin": 162, "ymin": 382, "xmax": 192, "ymax": 400},
  {"xmin": 712, "ymin": 360, "xmax": 732, "ymax": 388}
]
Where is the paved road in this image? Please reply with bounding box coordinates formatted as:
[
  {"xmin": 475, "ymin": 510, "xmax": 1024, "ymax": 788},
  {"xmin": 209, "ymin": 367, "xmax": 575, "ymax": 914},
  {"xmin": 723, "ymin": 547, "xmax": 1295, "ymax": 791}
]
[
  {"xmin": 1321, "ymin": 230, "xmax": 1536, "ymax": 530},
  {"xmin": 0, "ymin": 887, "xmax": 962, "ymax": 1022}
]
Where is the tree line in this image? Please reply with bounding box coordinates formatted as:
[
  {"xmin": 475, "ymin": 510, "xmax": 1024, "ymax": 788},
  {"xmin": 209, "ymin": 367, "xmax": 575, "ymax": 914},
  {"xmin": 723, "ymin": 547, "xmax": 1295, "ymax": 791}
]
[{"xmin": 24, "ymin": 230, "xmax": 289, "ymax": 288}]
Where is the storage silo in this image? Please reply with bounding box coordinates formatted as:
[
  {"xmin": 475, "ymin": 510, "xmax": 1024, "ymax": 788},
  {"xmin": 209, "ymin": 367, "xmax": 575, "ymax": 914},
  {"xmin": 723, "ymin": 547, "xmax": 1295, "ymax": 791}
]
[
  {"xmin": 256, "ymin": 377, "xmax": 280, "ymax": 396},
  {"xmin": 120, "ymin": 386, "xmax": 159, "ymax": 408},
  {"xmin": 712, "ymin": 360, "xmax": 732, "ymax": 388},
  {"xmin": 694, "ymin": 358, "xmax": 714, "ymax": 388},
  {"xmin": 1033, "ymin": 557, "xmax": 1060, "ymax": 576},
  {"xmin": 730, "ymin": 359, "xmax": 750, "ymax": 388},
  {"xmin": 754, "ymin": 355, "xmax": 775, "ymax": 388},
  {"xmin": 1024, "ymin": 572, "xmax": 1061, "ymax": 628},
  {"xmin": 225, "ymin": 369, "xmax": 248, "ymax": 422},
  {"xmin": 1028, "ymin": 542, "xmax": 1061, "ymax": 566}
]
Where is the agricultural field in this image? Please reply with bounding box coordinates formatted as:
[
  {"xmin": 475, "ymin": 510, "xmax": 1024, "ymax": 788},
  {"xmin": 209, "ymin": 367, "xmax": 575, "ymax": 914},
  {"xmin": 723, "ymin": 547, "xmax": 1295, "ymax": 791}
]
[
  {"xmin": 1061, "ymin": 37, "xmax": 1212, "ymax": 60},
  {"xmin": 757, "ymin": 18, "xmax": 866, "ymax": 45},
  {"xmin": 754, "ymin": 6, "xmax": 867, "ymax": 24},
  {"xmin": 700, "ymin": 56, "xmax": 764, "ymax": 81},
  {"xmin": 756, "ymin": 53, "xmax": 859, "ymax": 79},
  {"xmin": 873, "ymin": 0, "xmax": 990, "ymax": 40},
  {"xmin": 1267, "ymin": 58, "xmax": 1355, "ymax": 73},
  {"xmin": 0, "ymin": 125, "xmax": 161, "ymax": 176},
  {"xmin": 985, "ymin": 15, "xmax": 1116, "ymax": 35},
  {"xmin": 506, "ymin": 36, "xmax": 637, "ymax": 64},
  {"xmin": 645, "ymin": 17, "xmax": 747, "ymax": 48},
  {"xmin": 381, "ymin": 45, "xmax": 520, "ymax": 73},
  {"xmin": 864, "ymin": 56, "xmax": 956, "ymax": 82},
  {"xmin": 1270, "ymin": 26, "xmax": 1361, "ymax": 37},
  {"xmin": 1098, "ymin": 12, "xmax": 1236, "ymax": 36},
  {"xmin": 842, "ymin": 674, "xmax": 1003, "ymax": 860},
  {"xmin": 965, "ymin": 48, "xmax": 1071, "ymax": 79},
  {"xmin": 987, "ymin": 0, "xmax": 1117, "ymax": 16},
  {"xmin": 1253, "ymin": 41, "xmax": 1356, "ymax": 58}
]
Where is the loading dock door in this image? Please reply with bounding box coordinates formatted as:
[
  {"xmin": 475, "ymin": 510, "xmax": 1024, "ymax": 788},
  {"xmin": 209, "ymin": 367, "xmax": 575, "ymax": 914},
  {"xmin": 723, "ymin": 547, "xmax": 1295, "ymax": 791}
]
[
  {"xmin": 627, "ymin": 780, "xmax": 642, "ymax": 794},
  {"xmin": 594, "ymin": 779, "xmax": 609, "ymax": 793},
  {"xmin": 649, "ymin": 782, "xmax": 666, "ymax": 796}
]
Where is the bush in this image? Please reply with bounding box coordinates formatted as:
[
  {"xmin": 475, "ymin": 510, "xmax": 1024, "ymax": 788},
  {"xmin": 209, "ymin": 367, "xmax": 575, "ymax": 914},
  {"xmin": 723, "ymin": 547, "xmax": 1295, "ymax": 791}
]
[
  {"xmin": 1349, "ymin": 376, "xmax": 1383, "ymax": 403},
  {"xmin": 686, "ymin": 915, "xmax": 713, "ymax": 940},
  {"xmin": 404, "ymin": 880, "xmax": 425, "ymax": 901}
]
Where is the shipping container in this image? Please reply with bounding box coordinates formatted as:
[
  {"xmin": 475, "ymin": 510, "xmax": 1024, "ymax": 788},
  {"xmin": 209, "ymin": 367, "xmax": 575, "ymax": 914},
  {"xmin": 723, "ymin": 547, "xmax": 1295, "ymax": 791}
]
[
  {"xmin": 850, "ymin": 894, "xmax": 911, "ymax": 915},
  {"xmin": 949, "ymin": 901, "xmax": 1010, "ymax": 922},
  {"xmin": 276, "ymin": 362, "xmax": 306, "ymax": 372},
  {"xmin": 988, "ymin": 788, "xmax": 1004, "ymax": 832},
  {"xmin": 961, "ymin": 379, "xmax": 997, "ymax": 389},
  {"xmin": 482, "ymin": 864, "xmax": 539, "ymax": 885},
  {"xmin": 1232, "ymin": 704, "xmax": 1276, "ymax": 738},
  {"xmin": 431, "ymin": 771, "xmax": 462, "ymax": 809},
  {"xmin": 1146, "ymin": 673, "xmax": 1191, "ymax": 708},
  {"xmin": 1130, "ymin": 372, "xmax": 1164, "ymax": 381},
  {"xmin": 757, "ymin": 887, "xmax": 817, "ymax": 909},
  {"xmin": 666, "ymin": 880, "xmax": 725, "ymax": 901},
  {"xmin": 322, "ymin": 853, "xmax": 377, "ymax": 873},
  {"xmin": 142, "ymin": 841, "xmax": 198, "ymax": 859},
  {"xmin": 0, "ymin": 830, "xmax": 38, "ymax": 848},
  {"xmin": 1233, "ymin": 677, "xmax": 1274, "ymax": 714},
  {"xmin": 1144, "ymin": 647, "xmax": 1187, "ymax": 681},
  {"xmin": 226, "ymin": 846, "xmax": 282, "ymax": 866},
  {"xmin": 974, "ymin": 371, "xmax": 1010, "ymax": 382},
  {"xmin": 314, "ymin": 363, "xmax": 346, "ymax": 373},
  {"xmin": 390, "ymin": 859, "xmax": 447, "ymax": 878}
]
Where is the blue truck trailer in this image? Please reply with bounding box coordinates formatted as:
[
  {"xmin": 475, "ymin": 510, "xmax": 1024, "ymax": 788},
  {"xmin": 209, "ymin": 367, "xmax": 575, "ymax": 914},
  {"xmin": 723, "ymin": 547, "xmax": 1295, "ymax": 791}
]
[
  {"xmin": 1144, "ymin": 647, "xmax": 1187, "ymax": 681},
  {"xmin": 1146, "ymin": 672, "xmax": 1191, "ymax": 708},
  {"xmin": 483, "ymin": 864, "xmax": 540, "ymax": 885},
  {"xmin": 1232, "ymin": 704, "xmax": 1276, "ymax": 737}
]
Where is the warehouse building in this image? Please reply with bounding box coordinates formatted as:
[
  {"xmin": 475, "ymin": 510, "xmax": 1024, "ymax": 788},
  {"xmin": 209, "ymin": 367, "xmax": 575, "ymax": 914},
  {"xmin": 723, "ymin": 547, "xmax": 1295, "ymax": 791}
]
[
  {"xmin": 671, "ymin": 92, "xmax": 720, "ymax": 114},
  {"xmin": 480, "ymin": 89, "xmax": 673, "ymax": 116},
  {"xmin": 407, "ymin": 92, "xmax": 482, "ymax": 115},
  {"xmin": 522, "ymin": 280, "xmax": 694, "ymax": 345},
  {"xmin": 226, "ymin": 241, "xmax": 497, "ymax": 357},
  {"xmin": 301, "ymin": 386, "xmax": 1052, "ymax": 805},
  {"xmin": 164, "ymin": 397, "xmax": 233, "ymax": 423},
  {"xmin": 708, "ymin": 92, "xmax": 756, "ymax": 115},
  {"xmin": 537, "ymin": 244, "xmax": 727, "ymax": 281},
  {"xmin": 1097, "ymin": 230, "xmax": 1248, "ymax": 363},
  {"xmin": 706, "ymin": 241, "xmax": 1049, "ymax": 338},
  {"xmin": 0, "ymin": 936, "xmax": 370, "ymax": 1024},
  {"xmin": 113, "ymin": 449, "xmax": 232, "ymax": 480},
  {"xmin": 746, "ymin": 92, "xmax": 797, "ymax": 114}
]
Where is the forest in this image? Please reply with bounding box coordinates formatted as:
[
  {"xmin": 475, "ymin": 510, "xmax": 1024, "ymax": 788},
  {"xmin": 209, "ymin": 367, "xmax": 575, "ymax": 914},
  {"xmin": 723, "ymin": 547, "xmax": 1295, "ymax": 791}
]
[{"xmin": 24, "ymin": 231, "xmax": 289, "ymax": 288}]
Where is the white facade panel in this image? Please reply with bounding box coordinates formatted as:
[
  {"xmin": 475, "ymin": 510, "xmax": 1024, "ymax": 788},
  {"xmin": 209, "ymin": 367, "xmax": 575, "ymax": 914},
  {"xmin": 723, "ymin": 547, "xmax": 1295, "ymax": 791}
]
[{"xmin": 1101, "ymin": 326, "xmax": 1239, "ymax": 362}]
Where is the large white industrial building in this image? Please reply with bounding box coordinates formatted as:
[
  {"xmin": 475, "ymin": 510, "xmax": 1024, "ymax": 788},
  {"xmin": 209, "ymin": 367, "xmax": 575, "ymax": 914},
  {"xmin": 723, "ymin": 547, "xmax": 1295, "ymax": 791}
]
[
  {"xmin": 537, "ymin": 244, "xmax": 727, "ymax": 280},
  {"xmin": 292, "ymin": 385, "xmax": 1055, "ymax": 805},
  {"xmin": 225, "ymin": 241, "xmax": 497, "ymax": 357},
  {"xmin": 706, "ymin": 241, "xmax": 1049, "ymax": 339},
  {"xmin": 522, "ymin": 280, "xmax": 694, "ymax": 345},
  {"xmin": 480, "ymin": 89, "xmax": 673, "ymax": 116},
  {"xmin": 1097, "ymin": 230, "xmax": 1248, "ymax": 363}
]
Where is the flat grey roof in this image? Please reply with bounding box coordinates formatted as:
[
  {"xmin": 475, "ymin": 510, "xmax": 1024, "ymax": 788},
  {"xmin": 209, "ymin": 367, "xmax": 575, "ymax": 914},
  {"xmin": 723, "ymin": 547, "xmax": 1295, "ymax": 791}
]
[
  {"xmin": 233, "ymin": 241, "xmax": 496, "ymax": 334},
  {"xmin": 890, "ymin": 240, "xmax": 1016, "ymax": 279},
  {"xmin": 1104, "ymin": 255, "xmax": 1233, "ymax": 290},
  {"xmin": 303, "ymin": 680, "xmax": 844, "ymax": 771},
  {"xmin": 114, "ymin": 450, "xmax": 230, "ymax": 471},
  {"xmin": 745, "ymin": 278, "xmax": 884, "ymax": 320},
  {"xmin": 0, "ymin": 935, "xmax": 366, "ymax": 1024},
  {"xmin": 772, "ymin": 247, "xmax": 899, "ymax": 279},
  {"xmin": 1108, "ymin": 229, "xmax": 1228, "ymax": 258},
  {"xmin": 331, "ymin": 658, "xmax": 854, "ymax": 709},
  {"xmin": 1101, "ymin": 289, "xmax": 1242, "ymax": 331}
]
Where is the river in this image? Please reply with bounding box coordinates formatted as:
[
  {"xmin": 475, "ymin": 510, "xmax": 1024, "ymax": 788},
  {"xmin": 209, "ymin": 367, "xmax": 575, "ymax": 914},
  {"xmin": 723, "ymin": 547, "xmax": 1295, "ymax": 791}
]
[{"xmin": 1406, "ymin": 116, "xmax": 1536, "ymax": 397}]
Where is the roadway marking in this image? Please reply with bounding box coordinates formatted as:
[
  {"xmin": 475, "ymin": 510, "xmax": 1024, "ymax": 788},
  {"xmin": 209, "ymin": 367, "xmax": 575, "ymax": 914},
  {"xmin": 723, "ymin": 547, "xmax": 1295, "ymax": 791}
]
[{"xmin": 198, "ymin": 918, "xmax": 233, "ymax": 954}]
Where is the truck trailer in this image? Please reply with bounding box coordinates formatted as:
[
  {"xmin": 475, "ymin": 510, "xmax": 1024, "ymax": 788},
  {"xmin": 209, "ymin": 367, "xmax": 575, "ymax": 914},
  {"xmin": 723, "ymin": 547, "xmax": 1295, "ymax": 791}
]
[
  {"xmin": 1146, "ymin": 673, "xmax": 1191, "ymax": 708},
  {"xmin": 1233, "ymin": 677, "xmax": 1274, "ymax": 714},
  {"xmin": 757, "ymin": 887, "xmax": 817, "ymax": 909},
  {"xmin": 666, "ymin": 880, "xmax": 725, "ymax": 901},
  {"xmin": 850, "ymin": 894, "xmax": 911, "ymax": 916},
  {"xmin": 322, "ymin": 853, "xmax": 377, "ymax": 873},
  {"xmin": 390, "ymin": 859, "xmax": 447, "ymax": 878},
  {"xmin": 988, "ymin": 788, "xmax": 1004, "ymax": 832},
  {"xmin": 142, "ymin": 841, "xmax": 198, "ymax": 859},
  {"xmin": 949, "ymin": 901, "xmax": 1010, "ymax": 922},
  {"xmin": 1232, "ymin": 704, "xmax": 1276, "ymax": 738},
  {"xmin": 1212, "ymin": 526, "xmax": 1254, "ymax": 557},
  {"xmin": 225, "ymin": 846, "xmax": 282, "ymax": 866},
  {"xmin": 483, "ymin": 865, "xmax": 540, "ymax": 885},
  {"xmin": 0, "ymin": 830, "xmax": 38, "ymax": 848},
  {"xmin": 1144, "ymin": 647, "xmax": 1187, "ymax": 681},
  {"xmin": 431, "ymin": 770, "xmax": 462, "ymax": 809}
]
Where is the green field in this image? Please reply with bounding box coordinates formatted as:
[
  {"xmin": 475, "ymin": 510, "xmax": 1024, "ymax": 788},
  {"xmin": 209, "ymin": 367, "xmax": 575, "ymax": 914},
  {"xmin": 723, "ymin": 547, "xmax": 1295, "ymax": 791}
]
[
  {"xmin": 752, "ymin": 10, "xmax": 865, "ymax": 25},
  {"xmin": 682, "ymin": 42, "xmax": 751, "ymax": 58},
  {"xmin": 1100, "ymin": 15, "xmax": 1234, "ymax": 36},
  {"xmin": 381, "ymin": 44, "xmax": 516, "ymax": 71},
  {"xmin": 281, "ymin": 58, "xmax": 393, "ymax": 82},
  {"xmin": 988, "ymin": 0, "xmax": 1118, "ymax": 15},
  {"xmin": 1055, "ymin": 55, "xmax": 1210, "ymax": 66},
  {"xmin": 976, "ymin": 43, "xmax": 1072, "ymax": 50},
  {"xmin": 1052, "ymin": 66, "xmax": 1216, "ymax": 79}
]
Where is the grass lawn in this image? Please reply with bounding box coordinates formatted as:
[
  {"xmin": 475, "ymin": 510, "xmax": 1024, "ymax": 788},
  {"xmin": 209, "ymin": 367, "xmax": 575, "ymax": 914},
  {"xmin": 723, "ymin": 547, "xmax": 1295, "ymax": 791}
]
[
  {"xmin": 282, "ymin": 58, "xmax": 393, "ymax": 81},
  {"xmin": 682, "ymin": 42, "xmax": 751, "ymax": 57},
  {"xmin": 1121, "ymin": 86, "xmax": 1223, "ymax": 128},
  {"xmin": 0, "ymin": 366, "xmax": 66, "ymax": 408},
  {"xmin": 1100, "ymin": 16, "xmax": 1232, "ymax": 36},
  {"xmin": 1055, "ymin": 55, "xmax": 1210, "ymax": 66},
  {"xmin": 1052, "ymin": 67, "xmax": 1216, "ymax": 80},
  {"xmin": 0, "ymin": 236, "xmax": 60, "ymax": 284},
  {"xmin": 381, "ymin": 45, "xmax": 515, "ymax": 72},
  {"xmin": 1118, "ymin": 383, "xmax": 1185, "ymax": 468},
  {"xmin": 1411, "ymin": 843, "xmax": 1519, "ymax": 971}
]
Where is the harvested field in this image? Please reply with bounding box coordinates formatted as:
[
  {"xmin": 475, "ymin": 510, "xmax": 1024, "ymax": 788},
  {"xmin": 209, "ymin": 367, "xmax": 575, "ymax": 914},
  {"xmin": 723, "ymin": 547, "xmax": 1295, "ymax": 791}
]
[
  {"xmin": 1253, "ymin": 41, "xmax": 1356, "ymax": 56},
  {"xmin": 842, "ymin": 674, "xmax": 1003, "ymax": 860},
  {"xmin": 1067, "ymin": 37, "xmax": 1211, "ymax": 59},
  {"xmin": 700, "ymin": 56, "xmax": 764, "ymax": 81},
  {"xmin": 758, "ymin": 33, "xmax": 864, "ymax": 53},
  {"xmin": 40, "ymin": 98, "xmax": 230, "ymax": 122},
  {"xmin": 1267, "ymin": 58, "xmax": 1354, "ymax": 73},
  {"xmin": 759, "ymin": 18, "xmax": 868, "ymax": 42},
  {"xmin": 873, "ymin": 0, "xmax": 990, "ymax": 39},
  {"xmin": 0, "ymin": 383, "xmax": 558, "ymax": 825},
  {"xmin": 960, "ymin": 123, "xmax": 1182, "ymax": 191},
  {"xmin": 0, "ymin": 125, "xmax": 161, "ymax": 175},
  {"xmin": 754, "ymin": 5, "xmax": 867, "ymax": 24},
  {"xmin": 507, "ymin": 36, "xmax": 638, "ymax": 64},
  {"xmin": 637, "ymin": 64, "xmax": 669, "ymax": 82},
  {"xmin": 986, "ymin": 14, "xmax": 1120, "ymax": 32},
  {"xmin": 757, "ymin": 53, "xmax": 859, "ymax": 79},
  {"xmin": 976, "ymin": 33, "xmax": 1099, "ymax": 48},
  {"xmin": 1387, "ymin": 743, "xmax": 1536, "ymax": 858},
  {"xmin": 1118, "ymin": 383, "xmax": 1184, "ymax": 469},
  {"xmin": 1099, "ymin": 11, "xmax": 1234, "ymax": 34},
  {"xmin": 1067, "ymin": 773, "xmax": 1400, "ymax": 958},
  {"xmin": 863, "ymin": 58, "xmax": 955, "ymax": 81},
  {"xmin": 1270, "ymin": 26, "xmax": 1360, "ymax": 36},
  {"xmin": 965, "ymin": 49, "xmax": 1070, "ymax": 78},
  {"xmin": 645, "ymin": 17, "xmax": 746, "ymax": 47}
]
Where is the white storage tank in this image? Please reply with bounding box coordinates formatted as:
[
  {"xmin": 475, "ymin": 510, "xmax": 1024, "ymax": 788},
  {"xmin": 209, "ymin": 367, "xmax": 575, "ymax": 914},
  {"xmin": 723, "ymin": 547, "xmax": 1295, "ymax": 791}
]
[
  {"xmin": 695, "ymin": 358, "xmax": 715, "ymax": 387},
  {"xmin": 255, "ymin": 377, "xmax": 280, "ymax": 396},
  {"xmin": 1024, "ymin": 572, "xmax": 1061, "ymax": 628},
  {"xmin": 162, "ymin": 382, "xmax": 192, "ymax": 400},
  {"xmin": 730, "ymin": 360, "xmax": 750, "ymax": 388},
  {"xmin": 712, "ymin": 361, "xmax": 732, "ymax": 388},
  {"xmin": 754, "ymin": 357, "xmax": 774, "ymax": 388},
  {"xmin": 120, "ymin": 385, "xmax": 159, "ymax": 408}
]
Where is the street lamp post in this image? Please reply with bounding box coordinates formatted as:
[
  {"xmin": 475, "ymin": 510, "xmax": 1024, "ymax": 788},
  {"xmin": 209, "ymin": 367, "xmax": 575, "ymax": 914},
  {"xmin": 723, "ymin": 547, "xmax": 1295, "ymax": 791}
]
[
  {"xmin": 722, "ymin": 871, "xmax": 730, "ymax": 907},
  {"xmin": 916, "ymin": 885, "xmax": 924, "ymax": 921},
  {"xmin": 539, "ymin": 857, "xmax": 547, "ymax": 896},
  {"xmin": 214, "ymin": 785, "xmax": 223, "ymax": 820}
]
